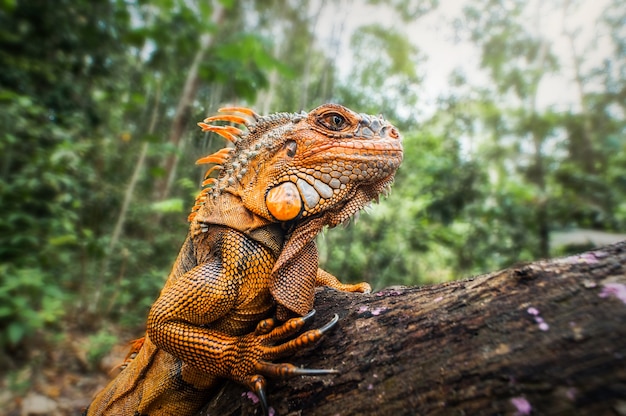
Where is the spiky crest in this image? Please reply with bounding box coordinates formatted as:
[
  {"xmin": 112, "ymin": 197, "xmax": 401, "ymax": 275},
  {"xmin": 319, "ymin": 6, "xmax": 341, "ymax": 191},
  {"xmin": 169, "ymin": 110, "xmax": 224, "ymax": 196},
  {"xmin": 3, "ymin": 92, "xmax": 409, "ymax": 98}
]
[{"xmin": 188, "ymin": 106, "xmax": 294, "ymax": 222}]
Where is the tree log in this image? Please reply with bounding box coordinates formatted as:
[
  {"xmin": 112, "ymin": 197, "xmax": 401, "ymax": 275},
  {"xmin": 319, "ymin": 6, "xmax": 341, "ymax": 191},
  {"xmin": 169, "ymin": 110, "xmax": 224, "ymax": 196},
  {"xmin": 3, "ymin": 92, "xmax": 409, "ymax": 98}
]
[{"xmin": 201, "ymin": 242, "xmax": 626, "ymax": 415}]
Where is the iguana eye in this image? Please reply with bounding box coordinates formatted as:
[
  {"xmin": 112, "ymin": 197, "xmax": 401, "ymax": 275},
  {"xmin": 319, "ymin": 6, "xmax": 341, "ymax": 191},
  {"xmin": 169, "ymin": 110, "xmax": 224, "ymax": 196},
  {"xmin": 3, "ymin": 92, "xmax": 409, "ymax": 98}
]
[{"xmin": 319, "ymin": 112, "xmax": 347, "ymax": 131}]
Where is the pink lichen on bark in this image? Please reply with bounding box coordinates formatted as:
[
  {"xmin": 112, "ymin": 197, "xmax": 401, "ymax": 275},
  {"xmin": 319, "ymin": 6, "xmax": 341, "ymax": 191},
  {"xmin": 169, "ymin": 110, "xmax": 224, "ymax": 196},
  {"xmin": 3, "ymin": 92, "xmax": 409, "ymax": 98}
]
[
  {"xmin": 527, "ymin": 307, "xmax": 539, "ymax": 316},
  {"xmin": 511, "ymin": 396, "xmax": 532, "ymax": 415},
  {"xmin": 243, "ymin": 392, "xmax": 275, "ymax": 415},
  {"xmin": 560, "ymin": 250, "xmax": 608, "ymax": 264},
  {"xmin": 243, "ymin": 391, "xmax": 259, "ymax": 404},
  {"xmin": 527, "ymin": 306, "xmax": 549, "ymax": 331},
  {"xmin": 357, "ymin": 306, "xmax": 388, "ymax": 315},
  {"xmin": 537, "ymin": 320, "xmax": 550, "ymax": 331},
  {"xmin": 599, "ymin": 282, "xmax": 626, "ymax": 305},
  {"xmin": 375, "ymin": 289, "xmax": 403, "ymax": 297}
]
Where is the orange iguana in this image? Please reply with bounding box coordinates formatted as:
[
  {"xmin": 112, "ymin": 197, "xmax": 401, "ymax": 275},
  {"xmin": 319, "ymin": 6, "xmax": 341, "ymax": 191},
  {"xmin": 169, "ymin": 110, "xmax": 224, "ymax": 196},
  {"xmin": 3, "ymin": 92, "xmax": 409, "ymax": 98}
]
[{"xmin": 85, "ymin": 103, "xmax": 403, "ymax": 415}]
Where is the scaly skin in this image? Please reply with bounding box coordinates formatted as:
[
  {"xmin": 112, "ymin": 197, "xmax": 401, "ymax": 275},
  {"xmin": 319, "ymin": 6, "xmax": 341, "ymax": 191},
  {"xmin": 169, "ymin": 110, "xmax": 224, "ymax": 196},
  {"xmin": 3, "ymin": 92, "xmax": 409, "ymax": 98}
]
[{"xmin": 85, "ymin": 104, "xmax": 403, "ymax": 415}]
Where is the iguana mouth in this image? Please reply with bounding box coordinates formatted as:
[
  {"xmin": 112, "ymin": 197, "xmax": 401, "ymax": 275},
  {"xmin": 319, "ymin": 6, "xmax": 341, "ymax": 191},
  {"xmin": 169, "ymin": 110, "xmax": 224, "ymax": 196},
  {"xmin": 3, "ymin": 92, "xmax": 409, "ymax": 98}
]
[{"xmin": 302, "ymin": 140, "xmax": 403, "ymax": 159}]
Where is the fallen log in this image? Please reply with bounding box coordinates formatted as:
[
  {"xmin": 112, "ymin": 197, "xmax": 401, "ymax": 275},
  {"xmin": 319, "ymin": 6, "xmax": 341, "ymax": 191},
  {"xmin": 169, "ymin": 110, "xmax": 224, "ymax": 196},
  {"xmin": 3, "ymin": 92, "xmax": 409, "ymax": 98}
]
[{"xmin": 201, "ymin": 241, "xmax": 626, "ymax": 415}]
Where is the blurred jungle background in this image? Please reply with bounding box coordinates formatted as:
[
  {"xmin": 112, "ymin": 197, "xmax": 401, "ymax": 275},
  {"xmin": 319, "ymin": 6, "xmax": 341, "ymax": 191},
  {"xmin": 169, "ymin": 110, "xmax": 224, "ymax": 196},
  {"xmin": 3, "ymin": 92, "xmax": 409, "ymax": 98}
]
[{"xmin": 0, "ymin": 0, "xmax": 624, "ymax": 413}]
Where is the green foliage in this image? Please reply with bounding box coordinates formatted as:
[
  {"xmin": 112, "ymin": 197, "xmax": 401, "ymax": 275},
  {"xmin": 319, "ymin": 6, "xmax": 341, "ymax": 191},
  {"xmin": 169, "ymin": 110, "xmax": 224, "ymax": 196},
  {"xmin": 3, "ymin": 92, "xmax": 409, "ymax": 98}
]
[
  {"xmin": 85, "ymin": 329, "xmax": 120, "ymax": 368},
  {"xmin": 0, "ymin": 0, "xmax": 132, "ymax": 356},
  {"xmin": 151, "ymin": 198, "xmax": 185, "ymax": 214},
  {"xmin": 204, "ymin": 33, "xmax": 279, "ymax": 101},
  {"xmin": 0, "ymin": 266, "xmax": 66, "ymax": 347}
]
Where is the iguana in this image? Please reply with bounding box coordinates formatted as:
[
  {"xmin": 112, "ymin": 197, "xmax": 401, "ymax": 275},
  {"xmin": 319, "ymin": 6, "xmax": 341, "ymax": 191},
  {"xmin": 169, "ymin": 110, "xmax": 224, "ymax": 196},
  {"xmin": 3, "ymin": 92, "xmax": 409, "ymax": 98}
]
[{"xmin": 85, "ymin": 103, "xmax": 403, "ymax": 415}]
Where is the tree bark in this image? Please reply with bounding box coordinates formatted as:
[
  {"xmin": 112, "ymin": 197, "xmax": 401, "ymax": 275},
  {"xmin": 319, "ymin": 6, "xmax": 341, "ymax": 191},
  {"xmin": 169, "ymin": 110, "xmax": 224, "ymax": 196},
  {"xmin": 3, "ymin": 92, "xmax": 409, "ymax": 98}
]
[{"xmin": 201, "ymin": 241, "xmax": 626, "ymax": 415}]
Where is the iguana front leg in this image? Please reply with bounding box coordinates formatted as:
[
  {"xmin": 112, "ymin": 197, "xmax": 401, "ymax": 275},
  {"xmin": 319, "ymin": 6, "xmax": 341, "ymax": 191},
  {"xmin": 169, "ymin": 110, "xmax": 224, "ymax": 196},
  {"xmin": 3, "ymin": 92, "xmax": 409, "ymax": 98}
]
[
  {"xmin": 147, "ymin": 266, "xmax": 338, "ymax": 379},
  {"xmin": 146, "ymin": 228, "xmax": 338, "ymax": 414}
]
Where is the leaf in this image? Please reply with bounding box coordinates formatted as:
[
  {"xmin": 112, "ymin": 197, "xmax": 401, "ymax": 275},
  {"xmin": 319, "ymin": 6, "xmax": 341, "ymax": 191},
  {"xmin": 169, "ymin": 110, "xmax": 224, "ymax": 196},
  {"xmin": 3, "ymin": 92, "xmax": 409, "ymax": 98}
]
[
  {"xmin": 7, "ymin": 322, "xmax": 25, "ymax": 345},
  {"xmin": 48, "ymin": 234, "xmax": 78, "ymax": 246},
  {"xmin": 0, "ymin": 306, "xmax": 13, "ymax": 318},
  {"xmin": 151, "ymin": 198, "xmax": 184, "ymax": 213}
]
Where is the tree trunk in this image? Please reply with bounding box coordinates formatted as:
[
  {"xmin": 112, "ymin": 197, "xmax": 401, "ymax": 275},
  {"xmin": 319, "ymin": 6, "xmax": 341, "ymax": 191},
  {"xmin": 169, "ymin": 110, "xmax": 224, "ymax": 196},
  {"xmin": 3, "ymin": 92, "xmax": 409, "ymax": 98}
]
[
  {"xmin": 201, "ymin": 241, "xmax": 626, "ymax": 415},
  {"xmin": 155, "ymin": 2, "xmax": 225, "ymax": 205},
  {"xmin": 88, "ymin": 82, "xmax": 161, "ymax": 317}
]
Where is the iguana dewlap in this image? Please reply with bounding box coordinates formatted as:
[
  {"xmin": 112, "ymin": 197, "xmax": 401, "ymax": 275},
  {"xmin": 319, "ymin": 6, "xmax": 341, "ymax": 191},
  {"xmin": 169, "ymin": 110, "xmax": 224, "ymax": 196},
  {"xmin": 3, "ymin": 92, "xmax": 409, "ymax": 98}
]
[{"xmin": 85, "ymin": 104, "xmax": 403, "ymax": 415}]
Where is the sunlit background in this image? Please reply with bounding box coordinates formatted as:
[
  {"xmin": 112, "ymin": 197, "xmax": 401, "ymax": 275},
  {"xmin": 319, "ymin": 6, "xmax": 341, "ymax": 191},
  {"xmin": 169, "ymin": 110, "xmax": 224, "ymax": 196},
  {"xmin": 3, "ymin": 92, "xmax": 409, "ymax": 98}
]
[{"xmin": 1, "ymin": 0, "xmax": 624, "ymax": 412}]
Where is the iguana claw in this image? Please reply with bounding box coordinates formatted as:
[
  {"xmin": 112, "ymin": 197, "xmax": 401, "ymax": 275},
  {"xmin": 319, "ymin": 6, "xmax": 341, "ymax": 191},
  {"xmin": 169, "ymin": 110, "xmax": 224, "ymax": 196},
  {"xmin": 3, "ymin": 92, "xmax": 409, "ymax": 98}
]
[
  {"xmin": 248, "ymin": 375, "xmax": 269, "ymax": 415},
  {"xmin": 258, "ymin": 312, "xmax": 339, "ymax": 360},
  {"xmin": 318, "ymin": 313, "xmax": 339, "ymax": 333},
  {"xmin": 255, "ymin": 361, "xmax": 339, "ymax": 377},
  {"xmin": 246, "ymin": 312, "xmax": 340, "ymax": 415}
]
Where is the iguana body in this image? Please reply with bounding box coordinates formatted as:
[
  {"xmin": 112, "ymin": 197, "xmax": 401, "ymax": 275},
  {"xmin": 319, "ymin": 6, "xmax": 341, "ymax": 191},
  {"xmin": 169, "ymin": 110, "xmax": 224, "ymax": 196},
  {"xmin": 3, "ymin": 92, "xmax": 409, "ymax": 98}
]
[{"xmin": 85, "ymin": 104, "xmax": 403, "ymax": 415}]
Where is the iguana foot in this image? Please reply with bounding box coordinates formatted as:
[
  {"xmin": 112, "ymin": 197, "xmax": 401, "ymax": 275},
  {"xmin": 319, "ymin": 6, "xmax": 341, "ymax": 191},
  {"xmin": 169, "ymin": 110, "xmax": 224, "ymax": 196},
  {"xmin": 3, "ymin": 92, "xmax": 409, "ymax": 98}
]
[
  {"xmin": 316, "ymin": 268, "xmax": 372, "ymax": 293},
  {"xmin": 241, "ymin": 311, "xmax": 339, "ymax": 415}
]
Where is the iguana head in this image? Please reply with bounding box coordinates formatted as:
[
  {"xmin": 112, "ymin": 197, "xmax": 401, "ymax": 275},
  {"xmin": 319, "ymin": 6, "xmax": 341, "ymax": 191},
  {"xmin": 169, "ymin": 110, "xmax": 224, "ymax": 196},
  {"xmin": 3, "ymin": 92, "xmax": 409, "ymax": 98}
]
[{"xmin": 190, "ymin": 103, "xmax": 403, "ymax": 228}]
